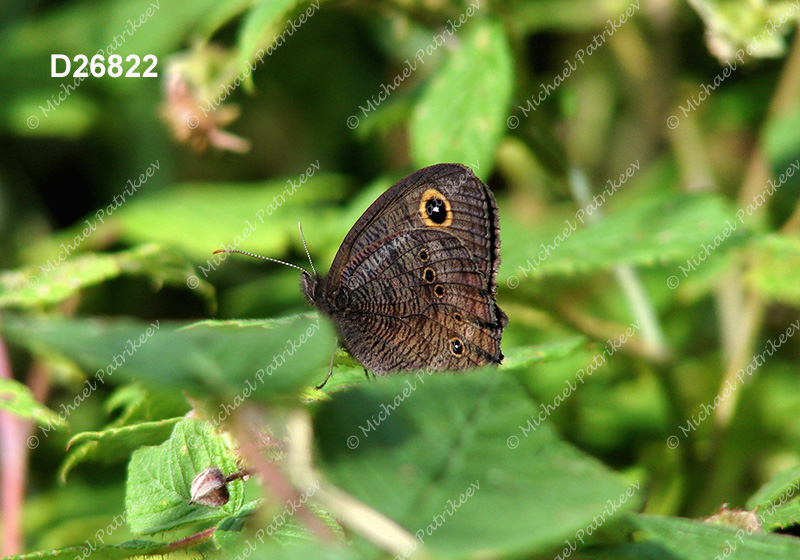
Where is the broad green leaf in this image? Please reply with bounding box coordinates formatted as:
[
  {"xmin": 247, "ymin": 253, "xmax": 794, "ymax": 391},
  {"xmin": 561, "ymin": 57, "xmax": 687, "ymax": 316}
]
[
  {"xmin": 2, "ymin": 539, "xmax": 167, "ymax": 560},
  {"xmin": 0, "ymin": 378, "xmax": 59, "ymax": 424},
  {"xmin": 0, "ymin": 314, "xmax": 335, "ymax": 401},
  {"xmin": 747, "ymin": 235, "xmax": 800, "ymax": 306},
  {"xmin": 0, "ymin": 244, "xmax": 213, "ymax": 310},
  {"xmin": 110, "ymin": 173, "xmax": 349, "ymax": 260},
  {"xmin": 632, "ymin": 514, "xmax": 800, "ymax": 559},
  {"xmin": 216, "ymin": 540, "xmax": 357, "ymax": 560},
  {"xmin": 60, "ymin": 417, "xmax": 182, "ymax": 481},
  {"xmin": 501, "ymin": 192, "xmax": 747, "ymax": 280},
  {"xmin": 411, "ymin": 19, "xmax": 513, "ymax": 176},
  {"xmin": 314, "ymin": 371, "xmax": 639, "ymax": 559},
  {"xmin": 126, "ymin": 418, "xmax": 244, "ymax": 534},
  {"xmin": 309, "ymin": 341, "xmax": 586, "ymax": 399}
]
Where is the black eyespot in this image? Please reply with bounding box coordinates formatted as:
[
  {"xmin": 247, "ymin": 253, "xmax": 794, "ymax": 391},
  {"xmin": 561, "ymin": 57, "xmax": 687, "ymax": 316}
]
[
  {"xmin": 425, "ymin": 198, "xmax": 447, "ymax": 224},
  {"xmin": 449, "ymin": 338, "xmax": 464, "ymax": 356},
  {"xmin": 418, "ymin": 249, "xmax": 429, "ymax": 261},
  {"xmin": 423, "ymin": 268, "xmax": 435, "ymax": 283},
  {"xmin": 453, "ymin": 313, "xmax": 463, "ymax": 323},
  {"xmin": 418, "ymin": 188, "xmax": 452, "ymax": 227},
  {"xmin": 434, "ymin": 284, "xmax": 445, "ymax": 297}
]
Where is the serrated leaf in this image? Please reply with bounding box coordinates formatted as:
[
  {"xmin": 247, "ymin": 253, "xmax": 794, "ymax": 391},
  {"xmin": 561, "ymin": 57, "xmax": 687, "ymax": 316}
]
[
  {"xmin": 746, "ymin": 464, "xmax": 800, "ymax": 529},
  {"xmin": 0, "ymin": 244, "xmax": 213, "ymax": 310},
  {"xmin": 632, "ymin": 514, "xmax": 800, "ymax": 559},
  {"xmin": 314, "ymin": 371, "xmax": 639, "ymax": 559},
  {"xmin": 0, "ymin": 314, "xmax": 335, "ymax": 401},
  {"xmin": 60, "ymin": 418, "xmax": 182, "ymax": 481},
  {"xmin": 0, "ymin": 378, "xmax": 59, "ymax": 424},
  {"xmin": 411, "ymin": 18, "xmax": 513, "ymax": 176},
  {"xmin": 747, "ymin": 235, "xmax": 800, "ymax": 306},
  {"xmin": 502, "ymin": 193, "xmax": 747, "ymax": 280},
  {"xmin": 126, "ymin": 418, "xmax": 244, "ymax": 534}
]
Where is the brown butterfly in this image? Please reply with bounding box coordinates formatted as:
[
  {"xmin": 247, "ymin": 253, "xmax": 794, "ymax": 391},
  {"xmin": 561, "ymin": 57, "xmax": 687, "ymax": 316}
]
[{"xmin": 219, "ymin": 163, "xmax": 507, "ymax": 377}]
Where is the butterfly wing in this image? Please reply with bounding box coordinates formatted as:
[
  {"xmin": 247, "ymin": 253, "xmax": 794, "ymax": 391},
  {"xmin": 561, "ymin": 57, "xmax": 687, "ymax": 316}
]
[
  {"xmin": 323, "ymin": 163, "xmax": 506, "ymax": 374},
  {"xmin": 337, "ymin": 228, "xmax": 505, "ymax": 373}
]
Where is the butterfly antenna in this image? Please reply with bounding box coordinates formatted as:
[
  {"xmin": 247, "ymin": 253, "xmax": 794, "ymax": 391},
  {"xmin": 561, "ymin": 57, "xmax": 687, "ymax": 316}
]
[
  {"xmin": 298, "ymin": 222, "xmax": 317, "ymax": 277},
  {"xmin": 212, "ymin": 249, "xmax": 310, "ymax": 275}
]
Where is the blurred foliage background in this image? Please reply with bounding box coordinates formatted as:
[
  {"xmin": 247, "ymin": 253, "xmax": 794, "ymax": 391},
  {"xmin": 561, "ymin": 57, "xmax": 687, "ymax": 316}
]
[{"xmin": 1, "ymin": 0, "xmax": 800, "ymax": 558}]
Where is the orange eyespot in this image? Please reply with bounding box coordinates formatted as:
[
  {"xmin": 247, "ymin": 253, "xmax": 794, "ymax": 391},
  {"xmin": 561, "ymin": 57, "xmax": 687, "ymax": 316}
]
[
  {"xmin": 449, "ymin": 337, "xmax": 464, "ymax": 356},
  {"xmin": 419, "ymin": 188, "xmax": 452, "ymax": 228}
]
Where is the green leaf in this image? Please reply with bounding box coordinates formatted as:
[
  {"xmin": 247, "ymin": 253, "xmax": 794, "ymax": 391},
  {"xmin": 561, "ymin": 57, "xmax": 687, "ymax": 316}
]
[
  {"xmin": 213, "ymin": 511, "xmax": 255, "ymax": 552},
  {"xmin": 1, "ymin": 539, "xmax": 167, "ymax": 560},
  {"xmin": 314, "ymin": 371, "xmax": 639, "ymax": 559},
  {"xmin": 502, "ymin": 338, "xmax": 587, "ymax": 370},
  {"xmin": 410, "ymin": 18, "xmax": 514, "ymax": 176},
  {"xmin": 747, "ymin": 235, "xmax": 800, "ymax": 306},
  {"xmin": 238, "ymin": 0, "xmax": 308, "ymax": 64},
  {"xmin": 126, "ymin": 418, "xmax": 244, "ymax": 534},
  {"xmin": 0, "ymin": 378, "xmax": 59, "ymax": 425},
  {"xmin": 0, "ymin": 244, "xmax": 213, "ymax": 310},
  {"xmin": 114, "ymin": 173, "xmax": 348, "ymax": 261},
  {"xmin": 195, "ymin": 0, "xmax": 253, "ymax": 40},
  {"xmin": 1, "ymin": 314, "xmax": 335, "ymax": 401},
  {"xmin": 60, "ymin": 418, "xmax": 182, "ymax": 482},
  {"xmin": 632, "ymin": 514, "xmax": 800, "ymax": 559},
  {"xmin": 763, "ymin": 107, "xmax": 800, "ymax": 175},
  {"xmin": 747, "ymin": 464, "xmax": 800, "ymax": 529},
  {"xmin": 501, "ymin": 192, "xmax": 747, "ymax": 280},
  {"xmin": 216, "ymin": 540, "xmax": 357, "ymax": 560},
  {"xmin": 687, "ymin": 0, "xmax": 797, "ymax": 60}
]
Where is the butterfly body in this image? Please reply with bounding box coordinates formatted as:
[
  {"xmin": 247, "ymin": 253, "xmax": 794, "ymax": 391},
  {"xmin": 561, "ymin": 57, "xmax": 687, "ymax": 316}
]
[{"xmin": 301, "ymin": 163, "xmax": 507, "ymax": 375}]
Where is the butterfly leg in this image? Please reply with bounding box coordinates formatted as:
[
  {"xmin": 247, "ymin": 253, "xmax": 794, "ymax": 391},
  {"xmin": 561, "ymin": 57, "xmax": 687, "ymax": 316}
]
[{"xmin": 315, "ymin": 339, "xmax": 338, "ymax": 390}]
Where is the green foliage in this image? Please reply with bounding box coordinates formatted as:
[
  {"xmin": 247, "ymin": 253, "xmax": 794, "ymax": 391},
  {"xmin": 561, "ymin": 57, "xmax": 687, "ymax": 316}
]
[
  {"xmin": 126, "ymin": 419, "xmax": 246, "ymax": 533},
  {"xmin": 315, "ymin": 372, "xmax": 640, "ymax": 558},
  {"xmin": 410, "ymin": 18, "xmax": 514, "ymax": 176},
  {"xmin": 0, "ymin": 245, "xmax": 213, "ymax": 310},
  {"xmin": 0, "ymin": 378, "xmax": 59, "ymax": 424},
  {"xmin": 502, "ymin": 192, "xmax": 748, "ymax": 279},
  {"xmin": 2, "ymin": 0, "xmax": 800, "ymax": 559},
  {"xmin": 632, "ymin": 515, "xmax": 800, "ymax": 559}
]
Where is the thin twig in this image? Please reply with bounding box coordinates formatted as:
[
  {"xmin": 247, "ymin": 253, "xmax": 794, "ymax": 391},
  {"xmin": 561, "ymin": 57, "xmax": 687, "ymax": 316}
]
[
  {"xmin": 567, "ymin": 167, "xmax": 671, "ymax": 363},
  {"xmin": 231, "ymin": 409, "xmax": 337, "ymax": 541}
]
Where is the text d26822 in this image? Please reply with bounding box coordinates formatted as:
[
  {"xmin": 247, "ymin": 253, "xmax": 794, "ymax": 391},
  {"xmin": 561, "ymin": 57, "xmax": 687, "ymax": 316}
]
[{"xmin": 51, "ymin": 54, "xmax": 157, "ymax": 78}]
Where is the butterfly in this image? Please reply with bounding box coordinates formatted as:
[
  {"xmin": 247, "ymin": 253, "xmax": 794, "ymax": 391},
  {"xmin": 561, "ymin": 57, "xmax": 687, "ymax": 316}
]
[{"xmin": 219, "ymin": 163, "xmax": 507, "ymax": 378}]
